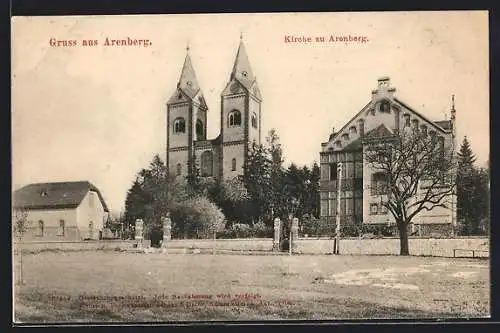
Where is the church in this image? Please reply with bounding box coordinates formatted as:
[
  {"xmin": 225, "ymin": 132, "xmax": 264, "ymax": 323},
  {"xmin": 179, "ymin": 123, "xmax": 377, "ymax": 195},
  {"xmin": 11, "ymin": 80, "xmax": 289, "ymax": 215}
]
[
  {"xmin": 166, "ymin": 38, "xmax": 262, "ymax": 182},
  {"xmin": 319, "ymin": 77, "xmax": 457, "ymax": 236}
]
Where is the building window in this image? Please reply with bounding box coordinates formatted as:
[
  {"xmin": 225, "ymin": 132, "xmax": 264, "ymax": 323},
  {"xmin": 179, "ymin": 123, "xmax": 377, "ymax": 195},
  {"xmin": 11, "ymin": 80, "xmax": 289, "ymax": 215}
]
[
  {"xmin": 201, "ymin": 151, "xmax": 213, "ymax": 177},
  {"xmin": 36, "ymin": 220, "xmax": 44, "ymax": 236},
  {"xmin": 89, "ymin": 221, "xmax": 94, "ymax": 239},
  {"xmin": 429, "ymin": 130, "xmax": 437, "ymax": 144},
  {"xmin": 346, "ymin": 198, "xmax": 354, "ymax": 215},
  {"xmin": 173, "ymin": 117, "xmax": 186, "ymax": 134},
  {"xmin": 379, "ymin": 100, "xmax": 390, "ymax": 113},
  {"xmin": 196, "ymin": 119, "xmax": 204, "ymax": 140},
  {"xmin": 371, "ymin": 172, "xmax": 388, "ymax": 195},
  {"xmin": 58, "ymin": 220, "xmax": 65, "ymax": 236},
  {"xmin": 251, "ymin": 113, "xmax": 258, "ymax": 128},
  {"xmin": 411, "ymin": 118, "xmax": 419, "ymax": 131},
  {"xmin": 40, "ymin": 190, "xmax": 48, "ymax": 197},
  {"xmin": 354, "ymin": 178, "xmax": 363, "ymax": 190},
  {"xmin": 231, "ymin": 158, "xmax": 237, "ymax": 171},
  {"xmin": 341, "ymin": 133, "xmax": 349, "ymax": 141},
  {"xmin": 335, "ymin": 140, "xmax": 342, "ymax": 148},
  {"xmin": 380, "ymin": 204, "xmax": 388, "ymax": 214},
  {"xmin": 176, "ymin": 163, "xmax": 182, "ymax": 176},
  {"xmin": 420, "ymin": 124, "xmax": 428, "ymax": 136},
  {"xmin": 349, "ymin": 126, "xmax": 357, "ymax": 134},
  {"xmin": 358, "ymin": 119, "xmax": 365, "ymax": 137},
  {"xmin": 370, "ymin": 203, "xmax": 378, "ymax": 215},
  {"xmin": 228, "ymin": 110, "xmax": 242, "ymax": 127},
  {"xmin": 403, "ymin": 114, "xmax": 410, "ymax": 127},
  {"xmin": 329, "ymin": 163, "xmax": 338, "ymax": 180}
]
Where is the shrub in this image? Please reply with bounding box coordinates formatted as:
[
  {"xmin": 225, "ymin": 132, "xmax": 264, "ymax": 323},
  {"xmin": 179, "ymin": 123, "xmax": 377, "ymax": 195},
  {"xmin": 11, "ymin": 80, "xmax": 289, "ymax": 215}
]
[
  {"xmin": 231, "ymin": 223, "xmax": 252, "ymax": 238},
  {"xmin": 251, "ymin": 221, "xmax": 273, "ymax": 238},
  {"xmin": 170, "ymin": 196, "xmax": 226, "ymax": 239},
  {"xmin": 300, "ymin": 214, "xmax": 322, "ymax": 237}
]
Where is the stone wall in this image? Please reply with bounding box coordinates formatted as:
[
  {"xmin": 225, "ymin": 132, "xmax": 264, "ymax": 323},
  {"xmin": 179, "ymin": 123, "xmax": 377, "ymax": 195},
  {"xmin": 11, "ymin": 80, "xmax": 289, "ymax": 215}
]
[
  {"xmin": 16, "ymin": 237, "xmax": 489, "ymax": 258},
  {"xmin": 295, "ymin": 237, "xmax": 489, "ymax": 257}
]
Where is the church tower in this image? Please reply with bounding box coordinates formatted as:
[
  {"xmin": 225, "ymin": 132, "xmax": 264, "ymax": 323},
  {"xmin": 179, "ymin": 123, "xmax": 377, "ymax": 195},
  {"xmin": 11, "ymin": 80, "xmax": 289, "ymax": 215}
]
[
  {"xmin": 220, "ymin": 37, "xmax": 263, "ymax": 179},
  {"xmin": 166, "ymin": 46, "xmax": 208, "ymax": 178}
]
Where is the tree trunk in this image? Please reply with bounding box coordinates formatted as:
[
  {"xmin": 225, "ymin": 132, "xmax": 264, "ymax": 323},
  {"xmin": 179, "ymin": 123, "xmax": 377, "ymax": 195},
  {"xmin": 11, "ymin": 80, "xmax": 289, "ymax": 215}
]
[{"xmin": 398, "ymin": 222, "xmax": 410, "ymax": 256}]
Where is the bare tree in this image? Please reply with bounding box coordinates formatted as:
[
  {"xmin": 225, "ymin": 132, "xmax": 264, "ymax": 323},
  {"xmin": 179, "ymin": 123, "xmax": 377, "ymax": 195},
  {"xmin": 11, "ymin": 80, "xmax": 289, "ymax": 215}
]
[
  {"xmin": 13, "ymin": 208, "xmax": 31, "ymax": 284},
  {"xmin": 364, "ymin": 127, "xmax": 456, "ymax": 255}
]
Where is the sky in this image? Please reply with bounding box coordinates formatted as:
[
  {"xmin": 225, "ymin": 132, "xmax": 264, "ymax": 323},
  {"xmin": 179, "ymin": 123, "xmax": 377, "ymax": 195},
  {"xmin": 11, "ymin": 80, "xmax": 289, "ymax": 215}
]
[{"xmin": 11, "ymin": 11, "xmax": 489, "ymax": 214}]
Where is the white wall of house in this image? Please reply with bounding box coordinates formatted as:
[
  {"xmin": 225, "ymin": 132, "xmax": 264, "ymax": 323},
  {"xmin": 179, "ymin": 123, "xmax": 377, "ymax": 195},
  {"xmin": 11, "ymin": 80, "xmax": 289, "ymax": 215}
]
[
  {"xmin": 22, "ymin": 208, "xmax": 79, "ymax": 241},
  {"xmin": 77, "ymin": 190, "xmax": 107, "ymax": 240}
]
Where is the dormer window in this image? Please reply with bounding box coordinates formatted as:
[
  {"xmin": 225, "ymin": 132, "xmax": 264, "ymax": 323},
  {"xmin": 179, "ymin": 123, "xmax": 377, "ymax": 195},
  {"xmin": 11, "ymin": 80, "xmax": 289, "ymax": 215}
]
[
  {"xmin": 411, "ymin": 118, "xmax": 419, "ymax": 130},
  {"xmin": 40, "ymin": 190, "xmax": 48, "ymax": 197},
  {"xmin": 335, "ymin": 140, "xmax": 342, "ymax": 148},
  {"xmin": 379, "ymin": 100, "xmax": 390, "ymax": 113},
  {"xmin": 341, "ymin": 133, "xmax": 349, "ymax": 141},
  {"xmin": 420, "ymin": 124, "xmax": 428, "ymax": 136},
  {"xmin": 403, "ymin": 114, "xmax": 411, "ymax": 127},
  {"xmin": 349, "ymin": 126, "xmax": 357, "ymax": 134}
]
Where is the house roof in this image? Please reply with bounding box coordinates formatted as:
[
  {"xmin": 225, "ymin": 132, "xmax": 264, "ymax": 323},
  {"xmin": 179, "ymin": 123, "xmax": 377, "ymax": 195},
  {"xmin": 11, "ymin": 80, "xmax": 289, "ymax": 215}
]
[
  {"xmin": 13, "ymin": 181, "xmax": 109, "ymax": 212},
  {"xmin": 434, "ymin": 120, "xmax": 452, "ymax": 130}
]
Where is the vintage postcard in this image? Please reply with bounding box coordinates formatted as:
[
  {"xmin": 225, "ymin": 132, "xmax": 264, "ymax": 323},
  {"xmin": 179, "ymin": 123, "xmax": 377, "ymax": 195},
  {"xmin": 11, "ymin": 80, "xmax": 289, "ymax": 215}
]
[{"xmin": 11, "ymin": 11, "xmax": 490, "ymax": 323}]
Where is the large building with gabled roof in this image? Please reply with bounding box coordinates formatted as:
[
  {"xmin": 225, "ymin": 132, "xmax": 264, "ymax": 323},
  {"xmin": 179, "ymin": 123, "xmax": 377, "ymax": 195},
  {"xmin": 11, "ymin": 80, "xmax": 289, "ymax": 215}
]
[
  {"xmin": 166, "ymin": 37, "xmax": 262, "ymax": 181},
  {"xmin": 319, "ymin": 77, "xmax": 457, "ymax": 236},
  {"xmin": 13, "ymin": 181, "xmax": 109, "ymax": 241}
]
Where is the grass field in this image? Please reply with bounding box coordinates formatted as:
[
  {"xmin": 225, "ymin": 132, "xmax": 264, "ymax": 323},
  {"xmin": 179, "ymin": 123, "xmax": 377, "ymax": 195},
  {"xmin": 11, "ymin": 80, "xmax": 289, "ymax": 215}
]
[{"xmin": 13, "ymin": 251, "xmax": 490, "ymax": 322}]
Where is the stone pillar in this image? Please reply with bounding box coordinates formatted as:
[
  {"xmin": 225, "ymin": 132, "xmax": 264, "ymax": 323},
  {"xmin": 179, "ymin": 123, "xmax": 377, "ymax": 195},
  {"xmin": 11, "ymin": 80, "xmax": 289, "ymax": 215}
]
[
  {"xmin": 162, "ymin": 214, "xmax": 172, "ymax": 247},
  {"xmin": 273, "ymin": 218, "xmax": 281, "ymax": 251},
  {"xmin": 291, "ymin": 218, "xmax": 299, "ymax": 250},
  {"xmin": 135, "ymin": 219, "xmax": 144, "ymax": 248}
]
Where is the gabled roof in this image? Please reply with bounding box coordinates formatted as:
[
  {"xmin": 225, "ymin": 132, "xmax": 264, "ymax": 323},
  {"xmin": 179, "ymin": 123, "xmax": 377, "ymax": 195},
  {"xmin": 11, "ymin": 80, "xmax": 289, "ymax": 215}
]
[{"xmin": 13, "ymin": 181, "xmax": 109, "ymax": 212}]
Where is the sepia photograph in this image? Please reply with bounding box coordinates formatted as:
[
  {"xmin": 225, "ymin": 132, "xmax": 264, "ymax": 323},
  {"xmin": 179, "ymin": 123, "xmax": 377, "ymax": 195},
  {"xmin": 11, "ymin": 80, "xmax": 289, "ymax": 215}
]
[{"xmin": 11, "ymin": 11, "xmax": 490, "ymax": 323}]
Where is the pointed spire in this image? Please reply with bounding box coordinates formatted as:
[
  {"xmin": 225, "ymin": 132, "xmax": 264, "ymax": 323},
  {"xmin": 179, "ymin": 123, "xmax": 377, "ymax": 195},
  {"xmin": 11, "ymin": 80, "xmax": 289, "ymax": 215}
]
[
  {"xmin": 177, "ymin": 46, "xmax": 200, "ymax": 98},
  {"xmin": 168, "ymin": 45, "xmax": 207, "ymax": 107},
  {"xmin": 230, "ymin": 38, "xmax": 255, "ymax": 89}
]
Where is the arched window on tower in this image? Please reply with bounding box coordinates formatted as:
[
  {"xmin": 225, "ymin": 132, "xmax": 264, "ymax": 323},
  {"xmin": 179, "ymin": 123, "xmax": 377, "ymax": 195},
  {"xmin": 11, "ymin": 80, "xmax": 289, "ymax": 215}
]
[
  {"xmin": 201, "ymin": 151, "xmax": 213, "ymax": 177},
  {"xmin": 228, "ymin": 110, "xmax": 242, "ymax": 127},
  {"xmin": 231, "ymin": 158, "xmax": 237, "ymax": 171},
  {"xmin": 196, "ymin": 119, "xmax": 204, "ymax": 140},
  {"xmin": 176, "ymin": 163, "xmax": 182, "ymax": 176},
  {"xmin": 251, "ymin": 113, "xmax": 258, "ymax": 129},
  {"xmin": 173, "ymin": 117, "xmax": 186, "ymax": 134}
]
